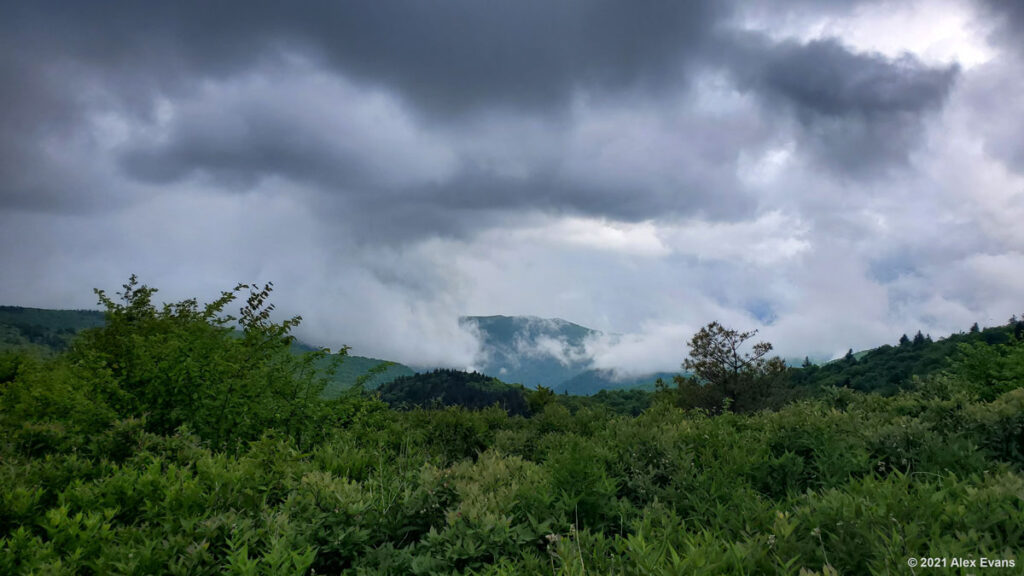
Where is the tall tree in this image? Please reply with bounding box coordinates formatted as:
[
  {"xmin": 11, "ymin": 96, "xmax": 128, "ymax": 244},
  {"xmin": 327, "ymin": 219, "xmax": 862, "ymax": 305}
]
[{"xmin": 682, "ymin": 322, "xmax": 786, "ymax": 409}]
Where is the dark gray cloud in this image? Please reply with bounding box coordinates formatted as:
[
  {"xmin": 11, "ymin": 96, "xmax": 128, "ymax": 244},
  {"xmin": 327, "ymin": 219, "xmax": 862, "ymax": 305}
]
[
  {"xmin": 959, "ymin": 1, "xmax": 1024, "ymax": 175},
  {"xmin": 0, "ymin": 0, "xmax": 727, "ymax": 215},
  {"xmin": 0, "ymin": 0, "xmax": 964, "ymax": 221},
  {"xmin": 1, "ymin": 0, "xmax": 726, "ymax": 115},
  {"xmin": 977, "ymin": 0, "xmax": 1024, "ymax": 52},
  {"xmin": 726, "ymin": 35, "xmax": 959, "ymax": 176}
]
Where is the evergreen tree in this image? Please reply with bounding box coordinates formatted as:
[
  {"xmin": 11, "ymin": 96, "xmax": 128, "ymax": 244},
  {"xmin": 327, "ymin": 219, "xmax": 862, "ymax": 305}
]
[
  {"xmin": 970, "ymin": 322, "xmax": 980, "ymax": 333},
  {"xmin": 844, "ymin": 348, "xmax": 856, "ymax": 363},
  {"xmin": 899, "ymin": 334, "xmax": 911, "ymax": 346},
  {"xmin": 682, "ymin": 322, "xmax": 786, "ymax": 411},
  {"xmin": 913, "ymin": 331, "xmax": 926, "ymax": 346}
]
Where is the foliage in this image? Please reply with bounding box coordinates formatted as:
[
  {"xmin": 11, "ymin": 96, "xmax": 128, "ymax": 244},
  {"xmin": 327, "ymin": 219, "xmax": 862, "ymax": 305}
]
[
  {"xmin": 2, "ymin": 283, "xmax": 1023, "ymax": 574},
  {"xmin": 11, "ymin": 276, "xmax": 343, "ymax": 451},
  {"xmin": 0, "ymin": 303, "xmax": 412, "ymax": 398},
  {"xmin": 555, "ymin": 387, "xmax": 653, "ymax": 416},
  {"xmin": 0, "ymin": 307, "xmax": 104, "ymax": 352},
  {"xmin": 683, "ymin": 322, "xmax": 785, "ymax": 387},
  {"xmin": 378, "ymin": 369, "xmax": 530, "ymax": 416},
  {"xmin": 669, "ymin": 322, "xmax": 788, "ymax": 412},
  {"xmin": 791, "ymin": 321, "xmax": 1022, "ymax": 396}
]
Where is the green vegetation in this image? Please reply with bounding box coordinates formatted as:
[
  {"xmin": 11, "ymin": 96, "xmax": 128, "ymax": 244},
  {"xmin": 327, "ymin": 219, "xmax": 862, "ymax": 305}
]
[
  {"xmin": 790, "ymin": 321, "xmax": 1024, "ymax": 396},
  {"xmin": 0, "ymin": 307, "xmax": 104, "ymax": 352},
  {"xmin": 0, "ymin": 304, "xmax": 414, "ymax": 395},
  {"xmin": 378, "ymin": 369, "xmax": 530, "ymax": 416},
  {"xmin": 377, "ymin": 370, "xmax": 652, "ymax": 418},
  {"xmin": 2, "ymin": 279, "xmax": 1023, "ymax": 574}
]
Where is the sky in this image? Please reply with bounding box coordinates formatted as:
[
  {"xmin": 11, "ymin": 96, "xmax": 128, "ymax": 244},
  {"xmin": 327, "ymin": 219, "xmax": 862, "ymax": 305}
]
[{"xmin": 2, "ymin": 0, "xmax": 1023, "ymax": 373}]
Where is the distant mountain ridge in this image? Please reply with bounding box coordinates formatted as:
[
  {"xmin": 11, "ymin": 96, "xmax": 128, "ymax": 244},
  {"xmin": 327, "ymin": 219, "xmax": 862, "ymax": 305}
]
[
  {"xmin": 6, "ymin": 305, "xmax": 1020, "ymax": 400},
  {"xmin": 0, "ymin": 306, "xmax": 104, "ymax": 350},
  {"xmin": 460, "ymin": 315, "xmax": 597, "ymax": 388},
  {"xmin": 1, "ymin": 306, "xmax": 684, "ymax": 395},
  {"xmin": 459, "ymin": 314, "xmax": 673, "ymax": 393}
]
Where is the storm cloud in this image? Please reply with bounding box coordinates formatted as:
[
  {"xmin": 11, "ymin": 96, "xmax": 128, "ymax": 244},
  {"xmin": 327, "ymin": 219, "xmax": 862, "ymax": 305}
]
[
  {"xmin": 726, "ymin": 35, "xmax": 959, "ymax": 175},
  {"xmin": 1, "ymin": 0, "xmax": 1021, "ymax": 369}
]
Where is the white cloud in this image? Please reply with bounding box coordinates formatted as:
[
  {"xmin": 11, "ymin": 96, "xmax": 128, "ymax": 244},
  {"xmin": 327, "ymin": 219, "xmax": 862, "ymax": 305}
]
[
  {"xmin": 584, "ymin": 322, "xmax": 694, "ymax": 377},
  {"xmin": 510, "ymin": 217, "xmax": 670, "ymax": 257},
  {"xmin": 661, "ymin": 211, "xmax": 811, "ymax": 266},
  {"xmin": 735, "ymin": 0, "xmax": 996, "ymax": 69}
]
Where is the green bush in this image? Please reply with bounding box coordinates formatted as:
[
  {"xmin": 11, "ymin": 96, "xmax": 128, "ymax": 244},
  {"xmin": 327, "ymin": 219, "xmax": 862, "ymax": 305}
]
[{"xmin": 59, "ymin": 276, "xmax": 344, "ymax": 451}]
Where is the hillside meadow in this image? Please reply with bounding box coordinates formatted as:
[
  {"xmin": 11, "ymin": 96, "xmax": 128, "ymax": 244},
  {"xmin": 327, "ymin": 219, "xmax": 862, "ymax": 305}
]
[{"xmin": 1, "ymin": 279, "xmax": 1023, "ymax": 575}]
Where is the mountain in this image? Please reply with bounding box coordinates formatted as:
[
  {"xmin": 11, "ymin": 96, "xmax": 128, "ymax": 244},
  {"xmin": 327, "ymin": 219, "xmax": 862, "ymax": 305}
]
[
  {"xmin": 460, "ymin": 315, "xmax": 599, "ymax": 388},
  {"xmin": 0, "ymin": 305, "xmax": 413, "ymax": 395},
  {"xmin": 460, "ymin": 314, "xmax": 677, "ymax": 393}
]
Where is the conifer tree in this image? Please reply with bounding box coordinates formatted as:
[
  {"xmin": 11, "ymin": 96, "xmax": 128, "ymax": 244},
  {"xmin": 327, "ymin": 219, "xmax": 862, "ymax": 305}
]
[{"xmin": 683, "ymin": 322, "xmax": 786, "ymax": 410}]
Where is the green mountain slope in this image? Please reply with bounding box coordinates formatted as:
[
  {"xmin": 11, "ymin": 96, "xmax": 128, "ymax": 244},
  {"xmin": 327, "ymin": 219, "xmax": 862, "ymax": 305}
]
[
  {"xmin": 291, "ymin": 340, "xmax": 414, "ymax": 396},
  {"xmin": 4, "ymin": 284, "xmax": 1024, "ymax": 574}
]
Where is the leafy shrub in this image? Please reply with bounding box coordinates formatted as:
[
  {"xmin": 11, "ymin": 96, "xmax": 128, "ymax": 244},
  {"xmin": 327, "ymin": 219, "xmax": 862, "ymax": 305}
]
[
  {"xmin": 544, "ymin": 436, "xmax": 618, "ymax": 531},
  {"xmin": 65, "ymin": 276, "xmax": 342, "ymax": 450}
]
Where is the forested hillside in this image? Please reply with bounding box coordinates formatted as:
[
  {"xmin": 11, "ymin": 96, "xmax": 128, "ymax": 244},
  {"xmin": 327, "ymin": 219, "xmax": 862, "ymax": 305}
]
[
  {"xmin": 2, "ymin": 279, "xmax": 1022, "ymax": 574},
  {"xmin": 377, "ymin": 369, "xmax": 530, "ymax": 416},
  {"xmin": 791, "ymin": 322, "xmax": 1024, "ymax": 395},
  {"xmin": 0, "ymin": 307, "xmax": 104, "ymax": 351}
]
